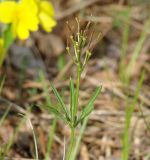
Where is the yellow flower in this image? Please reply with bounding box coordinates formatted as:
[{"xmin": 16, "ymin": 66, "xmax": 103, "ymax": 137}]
[
  {"xmin": 35, "ymin": 0, "xmax": 57, "ymax": 32},
  {"xmin": 0, "ymin": 0, "xmax": 56, "ymax": 40},
  {"xmin": 0, "ymin": 0, "xmax": 39, "ymax": 40}
]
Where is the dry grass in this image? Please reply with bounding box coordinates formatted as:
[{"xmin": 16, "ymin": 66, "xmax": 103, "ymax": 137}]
[{"xmin": 0, "ymin": 0, "xmax": 150, "ymax": 159}]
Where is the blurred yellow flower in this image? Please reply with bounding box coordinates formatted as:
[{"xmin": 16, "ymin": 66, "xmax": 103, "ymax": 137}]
[
  {"xmin": 0, "ymin": 0, "xmax": 39, "ymax": 40},
  {"xmin": 0, "ymin": 0, "xmax": 56, "ymax": 40},
  {"xmin": 36, "ymin": 0, "xmax": 56, "ymax": 32}
]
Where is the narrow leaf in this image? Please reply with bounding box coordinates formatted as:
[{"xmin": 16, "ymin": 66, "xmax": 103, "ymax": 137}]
[
  {"xmin": 3, "ymin": 24, "xmax": 14, "ymax": 49},
  {"xmin": 122, "ymin": 70, "xmax": 145, "ymax": 160},
  {"xmin": 48, "ymin": 106, "xmax": 69, "ymax": 125},
  {"xmin": 78, "ymin": 86, "xmax": 102, "ymax": 124},
  {"xmin": 50, "ymin": 83, "xmax": 69, "ymax": 118}
]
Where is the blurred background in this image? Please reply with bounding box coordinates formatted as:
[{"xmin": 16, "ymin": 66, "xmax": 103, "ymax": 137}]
[{"xmin": 0, "ymin": 0, "xmax": 150, "ymax": 159}]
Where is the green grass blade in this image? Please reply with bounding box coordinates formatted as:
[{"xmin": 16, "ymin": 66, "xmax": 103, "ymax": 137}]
[
  {"xmin": 51, "ymin": 83, "xmax": 69, "ymax": 119},
  {"xmin": 126, "ymin": 18, "xmax": 150, "ymax": 82},
  {"xmin": 39, "ymin": 75, "xmax": 63, "ymax": 159},
  {"xmin": 28, "ymin": 118, "xmax": 38, "ymax": 160},
  {"xmin": 119, "ymin": 9, "xmax": 131, "ymax": 82},
  {"xmin": 45, "ymin": 117, "xmax": 57, "ymax": 160},
  {"xmin": 39, "ymin": 71, "xmax": 58, "ymax": 160},
  {"xmin": 122, "ymin": 71, "xmax": 145, "ymax": 160}
]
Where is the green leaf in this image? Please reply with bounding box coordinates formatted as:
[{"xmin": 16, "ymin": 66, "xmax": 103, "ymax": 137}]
[
  {"xmin": 48, "ymin": 106, "xmax": 70, "ymax": 126},
  {"xmin": 70, "ymin": 78, "xmax": 75, "ymax": 121},
  {"xmin": 42, "ymin": 105, "xmax": 70, "ymax": 125},
  {"xmin": 122, "ymin": 70, "xmax": 145, "ymax": 160},
  {"xmin": 3, "ymin": 24, "xmax": 14, "ymax": 49},
  {"xmin": 77, "ymin": 86, "xmax": 102, "ymax": 125},
  {"xmin": 50, "ymin": 83, "xmax": 69, "ymax": 119}
]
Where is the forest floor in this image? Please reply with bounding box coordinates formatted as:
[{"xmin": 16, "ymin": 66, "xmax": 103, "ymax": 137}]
[{"xmin": 0, "ymin": 0, "xmax": 150, "ymax": 159}]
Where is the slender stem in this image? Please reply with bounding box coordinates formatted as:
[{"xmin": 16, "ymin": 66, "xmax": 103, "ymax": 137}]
[
  {"xmin": 74, "ymin": 63, "xmax": 81, "ymax": 121},
  {"xmin": 28, "ymin": 118, "xmax": 38, "ymax": 160},
  {"xmin": 66, "ymin": 57, "xmax": 82, "ymax": 159},
  {"xmin": 66, "ymin": 128, "xmax": 75, "ymax": 160},
  {"xmin": 32, "ymin": 128, "xmax": 39, "ymax": 160},
  {"xmin": 72, "ymin": 116, "xmax": 88, "ymax": 160}
]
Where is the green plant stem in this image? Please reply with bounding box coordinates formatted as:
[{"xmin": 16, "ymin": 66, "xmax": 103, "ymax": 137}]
[
  {"xmin": 66, "ymin": 63, "xmax": 82, "ymax": 160},
  {"xmin": 119, "ymin": 10, "xmax": 130, "ymax": 82},
  {"xmin": 74, "ymin": 63, "xmax": 81, "ymax": 120},
  {"xmin": 32, "ymin": 126, "xmax": 38, "ymax": 160},
  {"xmin": 126, "ymin": 18, "xmax": 150, "ymax": 83},
  {"xmin": 66, "ymin": 128, "xmax": 76, "ymax": 160},
  {"xmin": 72, "ymin": 116, "xmax": 88, "ymax": 160}
]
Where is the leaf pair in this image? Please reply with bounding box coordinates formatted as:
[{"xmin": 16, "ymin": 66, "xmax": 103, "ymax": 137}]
[
  {"xmin": 70, "ymin": 78, "xmax": 102, "ymax": 127},
  {"xmin": 50, "ymin": 81, "xmax": 102, "ymax": 128}
]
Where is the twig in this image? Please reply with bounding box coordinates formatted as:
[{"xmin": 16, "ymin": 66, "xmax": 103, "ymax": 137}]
[
  {"xmin": 56, "ymin": 0, "xmax": 99, "ymax": 20},
  {"xmin": 0, "ymin": 96, "xmax": 26, "ymax": 114}
]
